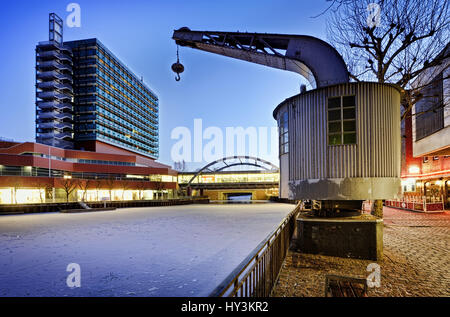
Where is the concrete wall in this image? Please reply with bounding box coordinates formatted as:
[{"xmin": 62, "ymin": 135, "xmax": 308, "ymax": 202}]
[{"xmin": 295, "ymin": 217, "xmax": 383, "ymax": 260}]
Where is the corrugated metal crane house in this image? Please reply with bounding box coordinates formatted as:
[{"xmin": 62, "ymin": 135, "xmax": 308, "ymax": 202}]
[{"xmin": 172, "ymin": 28, "xmax": 403, "ymax": 259}]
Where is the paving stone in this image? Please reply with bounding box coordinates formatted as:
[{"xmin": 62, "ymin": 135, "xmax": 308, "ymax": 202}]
[{"xmin": 271, "ymin": 207, "xmax": 450, "ymax": 297}]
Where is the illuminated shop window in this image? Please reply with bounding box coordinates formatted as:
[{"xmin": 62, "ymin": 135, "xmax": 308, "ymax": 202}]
[
  {"xmin": 279, "ymin": 111, "xmax": 289, "ymax": 155},
  {"xmin": 0, "ymin": 188, "xmax": 13, "ymax": 204},
  {"xmin": 401, "ymin": 179, "xmax": 417, "ymax": 192},
  {"xmin": 327, "ymin": 96, "xmax": 356, "ymax": 145},
  {"xmin": 15, "ymin": 189, "xmax": 45, "ymax": 204}
]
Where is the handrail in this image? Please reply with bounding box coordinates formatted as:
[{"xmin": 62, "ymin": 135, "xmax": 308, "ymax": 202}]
[
  {"xmin": 209, "ymin": 202, "xmax": 301, "ymax": 297},
  {"xmin": 385, "ymin": 199, "xmax": 445, "ymax": 212}
]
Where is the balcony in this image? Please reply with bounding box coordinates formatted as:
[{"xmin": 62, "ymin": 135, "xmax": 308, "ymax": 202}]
[
  {"xmin": 37, "ymin": 91, "xmax": 72, "ymax": 100},
  {"xmin": 38, "ymin": 41, "xmax": 72, "ymax": 52},
  {"xmin": 37, "ymin": 111, "xmax": 73, "ymax": 120},
  {"xmin": 37, "ymin": 81, "xmax": 57, "ymax": 89},
  {"xmin": 54, "ymin": 138, "xmax": 74, "ymax": 149},
  {"xmin": 37, "ymin": 60, "xmax": 73, "ymax": 72},
  {"xmin": 37, "ymin": 122, "xmax": 58, "ymax": 129},
  {"xmin": 37, "ymin": 101, "xmax": 72, "ymax": 111},
  {"xmin": 37, "ymin": 41, "xmax": 59, "ymax": 48},
  {"xmin": 57, "ymin": 53, "xmax": 72, "ymax": 63},
  {"xmin": 37, "ymin": 131, "xmax": 72, "ymax": 140},
  {"xmin": 55, "ymin": 83, "xmax": 73, "ymax": 91},
  {"xmin": 37, "ymin": 51, "xmax": 73, "ymax": 64},
  {"xmin": 38, "ymin": 121, "xmax": 73, "ymax": 130},
  {"xmin": 55, "ymin": 122, "xmax": 73, "ymax": 130},
  {"xmin": 37, "ymin": 81, "xmax": 72, "ymax": 91},
  {"xmin": 36, "ymin": 138, "xmax": 73, "ymax": 149},
  {"xmin": 37, "ymin": 71, "xmax": 72, "ymax": 82},
  {"xmin": 37, "ymin": 71, "xmax": 58, "ymax": 80},
  {"xmin": 37, "ymin": 50, "xmax": 58, "ymax": 59}
]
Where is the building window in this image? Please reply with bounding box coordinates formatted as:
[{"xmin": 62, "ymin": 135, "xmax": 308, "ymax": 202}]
[
  {"xmin": 402, "ymin": 178, "xmax": 417, "ymax": 192},
  {"xmin": 415, "ymin": 72, "xmax": 444, "ymax": 140},
  {"xmin": 279, "ymin": 111, "xmax": 289, "ymax": 155},
  {"xmin": 433, "ymin": 156, "xmax": 439, "ymax": 161},
  {"xmin": 423, "ymin": 156, "xmax": 429, "ymax": 163},
  {"xmin": 403, "ymin": 183, "xmax": 416, "ymax": 192},
  {"xmin": 327, "ymin": 95, "xmax": 356, "ymax": 145}
]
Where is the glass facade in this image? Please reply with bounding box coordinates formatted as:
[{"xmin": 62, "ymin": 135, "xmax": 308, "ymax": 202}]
[
  {"xmin": 36, "ymin": 16, "xmax": 159, "ymax": 158},
  {"xmin": 415, "ymin": 72, "xmax": 444, "ymax": 140},
  {"xmin": 65, "ymin": 39, "xmax": 159, "ymax": 159}
]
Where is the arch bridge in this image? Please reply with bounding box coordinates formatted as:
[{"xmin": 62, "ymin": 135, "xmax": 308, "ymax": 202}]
[{"xmin": 178, "ymin": 156, "xmax": 280, "ymax": 201}]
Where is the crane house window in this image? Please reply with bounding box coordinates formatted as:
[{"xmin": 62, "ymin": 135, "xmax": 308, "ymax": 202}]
[
  {"xmin": 327, "ymin": 95, "xmax": 356, "ymax": 145},
  {"xmin": 279, "ymin": 111, "xmax": 289, "ymax": 155}
]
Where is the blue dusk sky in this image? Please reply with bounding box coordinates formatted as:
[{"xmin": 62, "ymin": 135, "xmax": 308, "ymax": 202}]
[{"xmin": 0, "ymin": 0, "xmax": 333, "ymax": 170}]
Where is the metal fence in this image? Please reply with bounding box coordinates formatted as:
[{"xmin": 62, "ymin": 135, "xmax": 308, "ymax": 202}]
[
  {"xmin": 385, "ymin": 199, "xmax": 445, "ymax": 212},
  {"xmin": 209, "ymin": 203, "xmax": 300, "ymax": 297}
]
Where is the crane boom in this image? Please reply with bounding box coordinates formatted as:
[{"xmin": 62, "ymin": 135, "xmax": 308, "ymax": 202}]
[{"xmin": 172, "ymin": 28, "xmax": 349, "ymax": 88}]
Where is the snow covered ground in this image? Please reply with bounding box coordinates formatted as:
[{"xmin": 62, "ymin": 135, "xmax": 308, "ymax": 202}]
[{"xmin": 0, "ymin": 203, "xmax": 294, "ymax": 297}]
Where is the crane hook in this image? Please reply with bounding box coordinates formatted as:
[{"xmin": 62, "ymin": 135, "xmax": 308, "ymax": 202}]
[{"xmin": 171, "ymin": 45, "xmax": 184, "ymax": 82}]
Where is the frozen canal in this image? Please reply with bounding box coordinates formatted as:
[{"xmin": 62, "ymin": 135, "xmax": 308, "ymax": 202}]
[{"xmin": 0, "ymin": 203, "xmax": 294, "ymax": 296}]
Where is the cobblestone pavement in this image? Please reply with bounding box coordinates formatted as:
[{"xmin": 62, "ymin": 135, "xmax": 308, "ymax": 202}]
[{"xmin": 271, "ymin": 207, "xmax": 450, "ymax": 297}]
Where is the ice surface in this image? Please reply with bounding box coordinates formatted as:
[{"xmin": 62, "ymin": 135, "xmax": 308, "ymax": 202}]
[{"xmin": 0, "ymin": 203, "xmax": 294, "ymax": 297}]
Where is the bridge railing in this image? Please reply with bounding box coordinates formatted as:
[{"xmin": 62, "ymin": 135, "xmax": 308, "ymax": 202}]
[{"xmin": 209, "ymin": 202, "xmax": 300, "ymax": 297}]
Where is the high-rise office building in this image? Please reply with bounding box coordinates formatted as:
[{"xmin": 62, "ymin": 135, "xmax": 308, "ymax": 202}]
[
  {"xmin": 0, "ymin": 13, "xmax": 173, "ymax": 206},
  {"xmin": 35, "ymin": 13, "xmax": 159, "ymax": 159}
]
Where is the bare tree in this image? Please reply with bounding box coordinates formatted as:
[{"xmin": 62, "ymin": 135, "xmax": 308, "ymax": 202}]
[
  {"xmin": 325, "ymin": 0, "xmax": 450, "ymax": 219},
  {"xmin": 154, "ymin": 179, "xmax": 165, "ymax": 200},
  {"xmin": 120, "ymin": 181, "xmax": 131, "ymax": 200},
  {"xmin": 45, "ymin": 183, "xmax": 54, "ymax": 202},
  {"xmin": 93, "ymin": 180, "xmax": 102, "ymax": 201},
  {"xmin": 59, "ymin": 178, "xmax": 78, "ymax": 203},
  {"xmin": 105, "ymin": 177, "xmax": 116, "ymax": 201},
  {"xmin": 12, "ymin": 179, "xmax": 22, "ymax": 204},
  {"xmin": 326, "ymin": 0, "xmax": 449, "ymax": 118},
  {"xmin": 136, "ymin": 181, "xmax": 149, "ymax": 200},
  {"xmin": 34, "ymin": 178, "xmax": 44, "ymax": 203},
  {"xmin": 77, "ymin": 179, "xmax": 91, "ymax": 202}
]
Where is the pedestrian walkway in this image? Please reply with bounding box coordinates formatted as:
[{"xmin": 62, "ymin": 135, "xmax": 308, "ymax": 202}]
[{"xmin": 271, "ymin": 207, "xmax": 450, "ymax": 297}]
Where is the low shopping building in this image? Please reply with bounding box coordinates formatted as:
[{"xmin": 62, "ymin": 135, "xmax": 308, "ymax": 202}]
[
  {"xmin": 401, "ymin": 43, "xmax": 450, "ymax": 208},
  {"xmin": 0, "ymin": 141, "xmax": 177, "ymax": 204}
]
